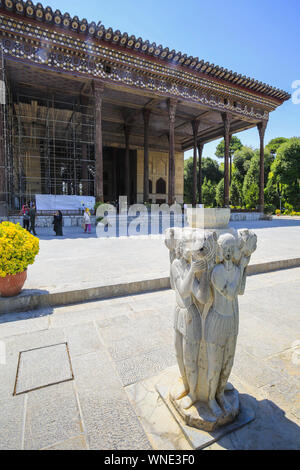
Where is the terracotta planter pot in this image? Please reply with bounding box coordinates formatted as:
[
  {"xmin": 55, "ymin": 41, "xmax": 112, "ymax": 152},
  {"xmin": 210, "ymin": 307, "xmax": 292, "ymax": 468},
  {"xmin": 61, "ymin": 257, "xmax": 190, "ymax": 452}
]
[{"xmin": 0, "ymin": 270, "xmax": 27, "ymax": 297}]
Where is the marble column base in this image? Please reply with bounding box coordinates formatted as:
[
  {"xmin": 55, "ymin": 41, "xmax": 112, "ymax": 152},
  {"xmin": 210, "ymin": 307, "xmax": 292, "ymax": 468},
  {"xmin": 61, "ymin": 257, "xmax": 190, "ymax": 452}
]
[
  {"xmin": 155, "ymin": 371, "xmax": 256, "ymax": 450},
  {"xmin": 169, "ymin": 385, "xmax": 240, "ymax": 432}
]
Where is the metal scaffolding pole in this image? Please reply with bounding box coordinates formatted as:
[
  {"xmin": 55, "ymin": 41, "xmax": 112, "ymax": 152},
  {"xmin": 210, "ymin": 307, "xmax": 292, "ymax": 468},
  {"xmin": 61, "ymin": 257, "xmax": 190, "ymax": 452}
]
[{"xmin": 4, "ymin": 85, "xmax": 95, "ymax": 211}]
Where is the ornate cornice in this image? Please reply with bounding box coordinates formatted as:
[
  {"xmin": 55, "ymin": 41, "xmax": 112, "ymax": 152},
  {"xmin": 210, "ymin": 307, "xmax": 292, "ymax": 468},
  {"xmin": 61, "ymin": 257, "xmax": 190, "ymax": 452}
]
[
  {"xmin": 0, "ymin": 0, "xmax": 290, "ymax": 104},
  {"xmin": 0, "ymin": 10, "xmax": 283, "ymax": 122}
]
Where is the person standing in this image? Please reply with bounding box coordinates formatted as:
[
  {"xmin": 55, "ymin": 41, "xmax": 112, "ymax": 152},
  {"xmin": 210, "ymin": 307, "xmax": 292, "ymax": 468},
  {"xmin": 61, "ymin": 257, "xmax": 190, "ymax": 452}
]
[
  {"xmin": 29, "ymin": 202, "xmax": 37, "ymax": 236},
  {"xmin": 20, "ymin": 203, "xmax": 30, "ymax": 231},
  {"xmin": 53, "ymin": 210, "xmax": 63, "ymax": 236},
  {"xmin": 83, "ymin": 208, "xmax": 91, "ymax": 234}
]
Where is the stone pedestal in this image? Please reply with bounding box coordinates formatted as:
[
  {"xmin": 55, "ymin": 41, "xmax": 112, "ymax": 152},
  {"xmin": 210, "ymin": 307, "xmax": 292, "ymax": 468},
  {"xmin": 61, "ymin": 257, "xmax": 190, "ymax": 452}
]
[
  {"xmin": 155, "ymin": 369, "xmax": 255, "ymax": 450},
  {"xmin": 169, "ymin": 379, "xmax": 239, "ymax": 431},
  {"xmin": 162, "ymin": 208, "xmax": 257, "ymax": 437}
]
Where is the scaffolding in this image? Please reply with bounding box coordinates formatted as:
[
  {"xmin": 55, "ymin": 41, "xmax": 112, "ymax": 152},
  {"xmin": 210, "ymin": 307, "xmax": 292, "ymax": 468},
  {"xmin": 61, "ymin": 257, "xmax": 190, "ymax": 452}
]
[{"xmin": 4, "ymin": 75, "xmax": 96, "ymax": 211}]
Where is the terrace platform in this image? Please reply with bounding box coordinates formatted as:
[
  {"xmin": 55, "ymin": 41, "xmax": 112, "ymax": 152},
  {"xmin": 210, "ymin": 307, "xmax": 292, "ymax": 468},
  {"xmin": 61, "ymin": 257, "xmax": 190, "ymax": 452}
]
[{"xmin": 0, "ymin": 219, "xmax": 300, "ymax": 314}]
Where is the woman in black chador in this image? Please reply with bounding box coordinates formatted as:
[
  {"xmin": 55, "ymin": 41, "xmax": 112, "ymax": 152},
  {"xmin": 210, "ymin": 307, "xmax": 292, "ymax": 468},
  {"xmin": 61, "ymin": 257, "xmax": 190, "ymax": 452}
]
[{"xmin": 53, "ymin": 210, "xmax": 63, "ymax": 236}]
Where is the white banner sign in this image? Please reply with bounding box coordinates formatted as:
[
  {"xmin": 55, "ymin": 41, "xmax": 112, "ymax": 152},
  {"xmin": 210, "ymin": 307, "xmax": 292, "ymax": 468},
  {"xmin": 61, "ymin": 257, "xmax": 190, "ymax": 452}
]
[{"xmin": 35, "ymin": 195, "xmax": 95, "ymax": 211}]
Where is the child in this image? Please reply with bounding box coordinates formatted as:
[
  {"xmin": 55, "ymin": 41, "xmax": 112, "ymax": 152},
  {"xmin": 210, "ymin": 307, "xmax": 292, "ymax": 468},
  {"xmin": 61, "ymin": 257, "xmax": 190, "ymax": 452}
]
[
  {"xmin": 20, "ymin": 203, "xmax": 30, "ymax": 231},
  {"xmin": 83, "ymin": 208, "xmax": 91, "ymax": 234}
]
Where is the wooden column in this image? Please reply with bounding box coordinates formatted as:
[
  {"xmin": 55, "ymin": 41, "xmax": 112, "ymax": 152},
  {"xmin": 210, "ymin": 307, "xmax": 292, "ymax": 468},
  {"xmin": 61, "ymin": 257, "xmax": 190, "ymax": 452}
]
[
  {"xmin": 0, "ymin": 59, "xmax": 7, "ymax": 215},
  {"xmin": 229, "ymin": 133, "xmax": 233, "ymax": 186},
  {"xmin": 124, "ymin": 124, "xmax": 131, "ymax": 202},
  {"xmin": 143, "ymin": 109, "xmax": 151, "ymax": 203},
  {"xmin": 197, "ymin": 143, "xmax": 204, "ymax": 205},
  {"xmin": 112, "ymin": 147, "xmax": 117, "ymax": 202},
  {"xmin": 257, "ymin": 120, "xmax": 268, "ymax": 213},
  {"xmin": 0, "ymin": 91, "xmax": 6, "ymax": 213},
  {"xmin": 192, "ymin": 120, "xmax": 200, "ymax": 206},
  {"xmin": 222, "ymin": 113, "xmax": 232, "ymax": 207},
  {"xmin": 93, "ymin": 81, "xmax": 105, "ymax": 203},
  {"xmin": 168, "ymin": 99, "xmax": 177, "ymax": 205},
  {"xmin": 80, "ymin": 95, "xmax": 89, "ymax": 196}
]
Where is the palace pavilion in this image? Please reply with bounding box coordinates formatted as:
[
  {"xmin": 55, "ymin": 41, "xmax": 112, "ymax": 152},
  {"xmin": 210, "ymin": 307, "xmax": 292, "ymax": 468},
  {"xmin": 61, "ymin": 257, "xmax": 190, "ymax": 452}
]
[{"xmin": 0, "ymin": 0, "xmax": 290, "ymax": 214}]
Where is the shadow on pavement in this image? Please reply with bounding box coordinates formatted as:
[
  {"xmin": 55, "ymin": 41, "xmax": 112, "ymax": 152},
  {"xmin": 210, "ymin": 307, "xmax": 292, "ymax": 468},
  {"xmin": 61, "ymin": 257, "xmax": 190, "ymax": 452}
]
[
  {"xmin": 212, "ymin": 394, "xmax": 300, "ymax": 450},
  {"xmin": 0, "ymin": 305, "xmax": 53, "ymax": 323},
  {"xmin": 36, "ymin": 231, "xmax": 99, "ymax": 240}
]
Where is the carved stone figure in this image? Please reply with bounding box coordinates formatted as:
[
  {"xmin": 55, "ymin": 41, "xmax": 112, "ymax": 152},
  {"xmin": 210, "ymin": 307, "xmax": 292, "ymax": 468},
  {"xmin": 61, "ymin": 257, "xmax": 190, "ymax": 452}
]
[{"xmin": 164, "ymin": 218, "xmax": 257, "ymax": 431}]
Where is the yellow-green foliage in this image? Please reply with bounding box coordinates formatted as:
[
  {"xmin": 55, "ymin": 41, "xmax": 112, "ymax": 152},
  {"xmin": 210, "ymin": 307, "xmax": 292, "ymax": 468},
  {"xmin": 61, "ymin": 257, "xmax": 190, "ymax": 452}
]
[{"xmin": 0, "ymin": 222, "xmax": 39, "ymax": 277}]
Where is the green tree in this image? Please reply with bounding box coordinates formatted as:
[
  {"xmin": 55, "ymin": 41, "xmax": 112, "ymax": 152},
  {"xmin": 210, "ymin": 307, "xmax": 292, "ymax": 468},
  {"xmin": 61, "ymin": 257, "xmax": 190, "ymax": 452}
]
[
  {"xmin": 240, "ymin": 146, "xmax": 273, "ymax": 209},
  {"xmin": 266, "ymin": 137, "xmax": 289, "ymax": 156},
  {"xmin": 202, "ymin": 178, "xmax": 216, "ymax": 207},
  {"xmin": 264, "ymin": 177, "xmax": 280, "ymax": 208},
  {"xmin": 184, "ymin": 157, "xmax": 193, "ymax": 203},
  {"xmin": 271, "ymin": 138, "xmax": 300, "ymax": 210},
  {"xmin": 230, "ymin": 174, "xmax": 243, "ymax": 207},
  {"xmin": 233, "ymin": 147, "xmax": 255, "ymax": 183},
  {"xmin": 215, "ymin": 178, "xmax": 224, "ymax": 207},
  {"xmin": 215, "ymin": 136, "xmax": 243, "ymax": 183},
  {"xmin": 202, "ymin": 157, "xmax": 222, "ymax": 185},
  {"xmin": 215, "ymin": 136, "xmax": 243, "ymax": 159},
  {"xmin": 254, "ymin": 148, "xmax": 274, "ymax": 181},
  {"xmin": 244, "ymin": 182, "xmax": 260, "ymax": 209},
  {"xmin": 242, "ymin": 156, "xmax": 259, "ymax": 209},
  {"xmin": 184, "ymin": 157, "xmax": 222, "ymax": 204}
]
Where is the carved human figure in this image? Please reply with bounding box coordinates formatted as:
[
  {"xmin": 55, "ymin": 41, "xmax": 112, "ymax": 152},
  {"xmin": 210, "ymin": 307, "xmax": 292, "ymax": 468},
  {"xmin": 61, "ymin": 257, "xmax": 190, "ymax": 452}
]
[
  {"xmin": 204, "ymin": 230, "xmax": 257, "ymax": 417},
  {"xmin": 164, "ymin": 225, "xmax": 257, "ymax": 430},
  {"xmin": 165, "ymin": 227, "xmax": 180, "ymax": 290},
  {"xmin": 204, "ymin": 233, "xmax": 242, "ymax": 416},
  {"xmin": 236, "ymin": 229, "xmax": 257, "ymax": 294},
  {"xmin": 169, "ymin": 231, "xmax": 217, "ymax": 410},
  {"xmin": 170, "ymin": 238, "xmax": 204, "ymax": 409}
]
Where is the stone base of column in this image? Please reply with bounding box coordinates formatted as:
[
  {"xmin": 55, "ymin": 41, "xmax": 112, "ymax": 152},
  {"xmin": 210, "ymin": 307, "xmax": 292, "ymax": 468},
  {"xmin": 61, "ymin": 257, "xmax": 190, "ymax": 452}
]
[
  {"xmin": 168, "ymin": 380, "xmax": 239, "ymax": 432},
  {"xmin": 155, "ymin": 368, "xmax": 255, "ymax": 450}
]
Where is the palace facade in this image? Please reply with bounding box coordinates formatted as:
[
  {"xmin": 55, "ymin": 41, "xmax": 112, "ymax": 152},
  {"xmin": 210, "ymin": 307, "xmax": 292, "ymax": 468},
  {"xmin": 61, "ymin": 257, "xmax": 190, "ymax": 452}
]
[{"xmin": 0, "ymin": 0, "xmax": 290, "ymax": 214}]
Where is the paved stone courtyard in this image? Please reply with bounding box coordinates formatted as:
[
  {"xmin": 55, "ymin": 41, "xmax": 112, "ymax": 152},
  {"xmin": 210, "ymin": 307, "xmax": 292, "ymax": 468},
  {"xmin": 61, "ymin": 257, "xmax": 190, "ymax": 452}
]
[
  {"xmin": 24, "ymin": 219, "xmax": 300, "ymax": 293},
  {"xmin": 0, "ymin": 267, "xmax": 299, "ymax": 450}
]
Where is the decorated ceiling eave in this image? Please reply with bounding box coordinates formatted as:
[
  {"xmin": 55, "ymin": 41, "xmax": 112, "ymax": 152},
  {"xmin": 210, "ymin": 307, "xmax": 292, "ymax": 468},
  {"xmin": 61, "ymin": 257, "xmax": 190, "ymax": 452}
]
[{"xmin": 0, "ymin": 0, "xmax": 290, "ymax": 106}]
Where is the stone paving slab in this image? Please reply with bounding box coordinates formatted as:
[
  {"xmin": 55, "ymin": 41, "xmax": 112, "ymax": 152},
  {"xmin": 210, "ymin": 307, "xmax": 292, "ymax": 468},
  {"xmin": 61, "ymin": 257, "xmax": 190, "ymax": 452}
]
[
  {"xmin": 24, "ymin": 381, "xmax": 83, "ymax": 450},
  {"xmin": 43, "ymin": 435, "xmax": 88, "ymax": 450},
  {"xmin": 71, "ymin": 351, "xmax": 151, "ymax": 450},
  {"xmin": 0, "ymin": 267, "xmax": 299, "ymax": 449},
  {"xmin": 0, "ymin": 395, "xmax": 25, "ymax": 450},
  {"xmin": 1, "ymin": 219, "xmax": 300, "ymax": 315},
  {"xmin": 22, "ymin": 220, "xmax": 300, "ymax": 293},
  {"xmin": 14, "ymin": 343, "xmax": 73, "ymax": 395}
]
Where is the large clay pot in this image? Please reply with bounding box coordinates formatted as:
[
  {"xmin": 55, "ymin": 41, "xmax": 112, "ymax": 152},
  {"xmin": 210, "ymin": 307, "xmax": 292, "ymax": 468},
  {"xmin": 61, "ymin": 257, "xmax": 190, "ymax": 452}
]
[{"xmin": 0, "ymin": 270, "xmax": 27, "ymax": 297}]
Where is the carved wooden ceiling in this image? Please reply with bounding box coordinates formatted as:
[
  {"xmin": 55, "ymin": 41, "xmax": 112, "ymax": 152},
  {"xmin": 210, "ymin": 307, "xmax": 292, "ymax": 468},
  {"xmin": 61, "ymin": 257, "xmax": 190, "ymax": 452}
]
[{"xmin": 6, "ymin": 60, "xmax": 262, "ymax": 152}]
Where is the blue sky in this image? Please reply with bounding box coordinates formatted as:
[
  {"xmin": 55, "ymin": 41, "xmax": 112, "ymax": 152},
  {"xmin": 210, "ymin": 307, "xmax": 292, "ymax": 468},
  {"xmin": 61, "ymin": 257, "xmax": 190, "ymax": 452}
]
[{"xmin": 44, "ymin": 0, "xmax": 299, "ymax": 160}]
